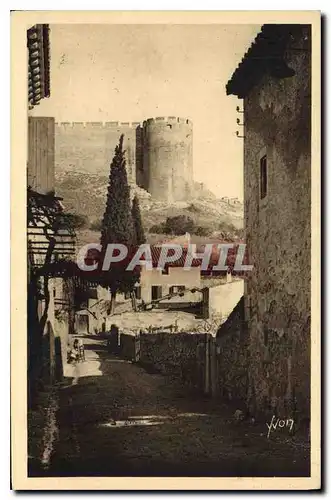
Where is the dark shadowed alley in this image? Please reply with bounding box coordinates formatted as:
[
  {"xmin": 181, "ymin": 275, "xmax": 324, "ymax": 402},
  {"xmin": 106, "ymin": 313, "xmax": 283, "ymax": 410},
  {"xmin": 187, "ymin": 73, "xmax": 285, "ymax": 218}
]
[{"xmin": 29, "ymin": 336, "xmax": 310, "ymax": 478}]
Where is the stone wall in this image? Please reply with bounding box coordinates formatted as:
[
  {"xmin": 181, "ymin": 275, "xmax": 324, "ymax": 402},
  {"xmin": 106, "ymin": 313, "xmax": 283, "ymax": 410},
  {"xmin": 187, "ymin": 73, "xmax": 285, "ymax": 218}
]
[
  {"xmin": 216, "ymin": 297, "xmax": 249, "ymax": 406},
  {"xmin": 142, "ymin": 117, "xmax": 193, "ymax": 202},
  {"xmin": 55, "ymin": 116, "xmax": 193, "ymax": 202},
  {"xmin": 118, "ymin": 305, "xmax": 251, "ymax": 404},
  {"xmin": 120, "ymin": 332, "xmax": 136, "ymax": 361},
  {"xmin": 41, "ymin": 278, "xmax": 70, "ymax": 384},
  {"xmin": 55, "ymin": 121, "xmax": 139, "ymax": 183},
  {"xmin": 139, "ymin": 332, "xmax": 206, "ymax": 391},
  {"xmin": 243, "ymin": 26, "xmax": 311, "ymax": 417}
]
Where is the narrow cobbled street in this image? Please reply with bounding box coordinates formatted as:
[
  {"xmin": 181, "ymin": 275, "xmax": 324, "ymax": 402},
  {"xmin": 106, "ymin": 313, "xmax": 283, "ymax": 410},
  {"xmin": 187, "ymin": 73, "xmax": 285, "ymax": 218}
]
[{"xmin": 30, "ymin": 337, "xmax": 310, "ymax": 478}]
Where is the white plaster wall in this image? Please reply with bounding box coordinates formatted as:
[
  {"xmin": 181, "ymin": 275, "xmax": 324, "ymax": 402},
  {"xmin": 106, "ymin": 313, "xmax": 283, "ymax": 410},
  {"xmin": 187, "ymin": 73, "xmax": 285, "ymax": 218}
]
[
  {"xmin": 208, "ymin": 279, "xmax": 244, "ymax": 320},
  {"xmin": 140, "ymin": 266, "xmax": 201, "ymax": 303}
]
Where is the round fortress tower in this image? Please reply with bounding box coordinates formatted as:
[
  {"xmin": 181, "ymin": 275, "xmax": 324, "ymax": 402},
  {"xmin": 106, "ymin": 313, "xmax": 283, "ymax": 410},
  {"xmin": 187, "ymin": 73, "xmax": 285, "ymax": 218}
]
[{"xmin": 142, "ymin": 117, "xmax": 193, "ymax": 203}]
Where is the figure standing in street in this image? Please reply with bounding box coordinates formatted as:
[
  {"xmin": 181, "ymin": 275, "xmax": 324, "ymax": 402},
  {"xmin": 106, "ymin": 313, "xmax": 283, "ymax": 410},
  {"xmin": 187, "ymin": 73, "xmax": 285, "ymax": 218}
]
[{"xmin": 77, "ymin": 338, "xmax": 85, "ymax": 361}]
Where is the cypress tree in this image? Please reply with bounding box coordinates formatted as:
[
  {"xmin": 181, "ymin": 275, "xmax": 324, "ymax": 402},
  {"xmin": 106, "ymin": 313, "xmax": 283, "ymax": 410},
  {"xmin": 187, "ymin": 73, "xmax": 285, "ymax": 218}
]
[
  {"xmin": 101, "ymin": 134, "xmax": 134, "ymax": 248},
  {"xmin": 100, "ymin": 135, "xmax": 139, "ymax": 314},
  {"xmin": 131, "ymin": 194, "xmax": 146, "ymax": 246}
]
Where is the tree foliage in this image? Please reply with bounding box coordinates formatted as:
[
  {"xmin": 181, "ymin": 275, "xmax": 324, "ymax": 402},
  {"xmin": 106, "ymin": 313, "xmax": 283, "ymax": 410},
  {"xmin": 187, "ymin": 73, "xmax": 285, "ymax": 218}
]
[
  {"xmin": 131, "ymin": 194, "xmax": 146, "ymax": 246},
  {"xmin": 101, "ymin": 135, "xmax": 134, "ymax": 248},
  {"xmin": 61, "ymin": 212, "xmax": 88, "ymax": 229},
  {"xmin": 149, "ymin": 215, "xmax": 195, "ymax": 236},
  {"xmin": 194, "ymin": 225, "xmax": 210, "ymax": 237},
  {"xmin": 90, "ymin": 219, "xmax": 102, "ymax": 231},
  {"xmin": 164, "ymin": 215, "xmax": 195, "ymax": 235},
  {"xmin": 100, "ymin": 135, "xmax": 140, "ymax": 311}
]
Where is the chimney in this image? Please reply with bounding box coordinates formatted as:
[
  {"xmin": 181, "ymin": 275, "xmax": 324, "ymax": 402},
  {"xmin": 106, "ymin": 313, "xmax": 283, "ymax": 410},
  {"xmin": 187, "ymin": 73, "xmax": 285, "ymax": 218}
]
[{"xmin": 185, "ymin": 232, "xmax": 191, "ymax": 247}]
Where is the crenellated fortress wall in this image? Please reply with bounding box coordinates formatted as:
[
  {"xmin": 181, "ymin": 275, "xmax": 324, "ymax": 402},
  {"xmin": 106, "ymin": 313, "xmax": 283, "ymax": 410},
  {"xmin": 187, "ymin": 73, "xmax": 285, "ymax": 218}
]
[
  {"xmin": 55, "ymin": 121, "xmax": 139, "ymax": 184},
  {"xmin": 55, "ymin": 116, "xmax": 193, "ymax": 202}
]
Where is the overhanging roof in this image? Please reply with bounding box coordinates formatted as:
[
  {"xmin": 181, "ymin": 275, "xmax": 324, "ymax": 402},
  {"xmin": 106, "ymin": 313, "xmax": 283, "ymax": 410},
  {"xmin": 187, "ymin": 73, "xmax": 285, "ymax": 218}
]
[
  {"xmin": 226, "ymin": 24, "xmax": 305, "ymax": 99},
  {"xmin": 27, "ymin": 24, "xmax": 50, "ymax": 108}
]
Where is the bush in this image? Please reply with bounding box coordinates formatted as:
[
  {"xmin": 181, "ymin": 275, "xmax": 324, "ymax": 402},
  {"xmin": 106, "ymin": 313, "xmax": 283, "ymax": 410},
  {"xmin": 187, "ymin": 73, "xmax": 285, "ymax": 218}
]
[
  {"xmin": 149, "ymin": 223, "xmax": 166, "ymax": 234},
  {"xmin": 149, "ymin": 216, "xmax": 213, "ymax": 237},
  {"xmin": 194, "ymin": 225, "xmax": 210, "ymax": 237},
  {"xmin": 164, "ymin": 215, "xmax": 195, "ymax": 235},
  {"xmin": 218, "ymin": 221, "xmax": 237, "ymax": 233},
  {"xmin": 217, "ymin": 222, "xmax": 244, "ymax": 240},
  {"xmin": 60, "ymin": 212, "xmax": 88, "ymax": 229},
  {"xmin": 90, "ymin": 220, "xmax": 102, "ymax": 231},
  {"xmin": 187, "ymin": 203, "xmax": 200, "ymax": 213}
]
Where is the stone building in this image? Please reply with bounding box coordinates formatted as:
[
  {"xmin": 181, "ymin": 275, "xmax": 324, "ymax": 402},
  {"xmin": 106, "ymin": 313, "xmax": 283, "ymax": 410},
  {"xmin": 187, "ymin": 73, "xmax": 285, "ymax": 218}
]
[
  {"xmin": 27, "ymin": 25, "xmax": 76, "ymax": 400},
  {"xmin": 55, "ymin": 116, "xmax": 193, "ymax": 203},
  {"xmin": 226, "ymin": 24, "xmax": 311, "ymax": 417},
  {"xmin": 136, "ymin": 246, "xmax": 201, "ymax": 306},
  {"xmin": 27, "ymin": 117, "xmax": 76, "ymax": 394}
]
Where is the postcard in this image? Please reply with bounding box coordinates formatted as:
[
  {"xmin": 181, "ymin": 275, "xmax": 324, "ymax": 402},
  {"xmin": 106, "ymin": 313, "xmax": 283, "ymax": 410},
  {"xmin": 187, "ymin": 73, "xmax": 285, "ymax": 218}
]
[{"xmin": 11, "ymin": 10, "xmax": 321, "ymax": 490}]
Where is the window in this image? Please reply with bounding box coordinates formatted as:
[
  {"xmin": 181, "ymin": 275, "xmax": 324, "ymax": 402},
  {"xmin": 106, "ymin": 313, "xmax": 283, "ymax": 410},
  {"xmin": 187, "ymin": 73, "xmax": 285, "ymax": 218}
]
[
  {"xmin": 161, "ymin": 267, "xmax": 169, "ymax": 275},
  {"xmin": 169, "ymin": 285, "xmax": 185, "ymax": 294},
  {"xmin": 260, "ymin": 155, "xmax": 267, "ymax": 199},
  {"xmin": 135, "ymin": 286, "xmax": 141, "ymax": 300},
  {"xmin": 151, "ymin": 286, "xmax": 162, "ymax": 301}
]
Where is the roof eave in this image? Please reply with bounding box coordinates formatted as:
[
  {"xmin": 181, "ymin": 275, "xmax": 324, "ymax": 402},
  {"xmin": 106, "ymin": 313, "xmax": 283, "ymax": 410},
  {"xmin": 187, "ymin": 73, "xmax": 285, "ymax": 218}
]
[{"xmin": 225, "ymin": 24, "xmax": 300, "ymax": 99}]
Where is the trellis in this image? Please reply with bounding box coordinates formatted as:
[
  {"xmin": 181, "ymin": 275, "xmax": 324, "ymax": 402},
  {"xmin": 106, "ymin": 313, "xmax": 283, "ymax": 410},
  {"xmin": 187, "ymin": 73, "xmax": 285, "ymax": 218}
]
[{"xmin": 27, "ymin": 188, "xmax": 76, "ymax": 270}]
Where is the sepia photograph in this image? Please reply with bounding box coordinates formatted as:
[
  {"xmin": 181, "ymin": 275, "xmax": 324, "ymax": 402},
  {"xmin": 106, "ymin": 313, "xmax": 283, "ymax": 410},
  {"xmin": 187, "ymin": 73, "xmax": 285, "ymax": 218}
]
[{"xmin": 11, "ymin": 11, "xmax": 321, "ymax": 490}]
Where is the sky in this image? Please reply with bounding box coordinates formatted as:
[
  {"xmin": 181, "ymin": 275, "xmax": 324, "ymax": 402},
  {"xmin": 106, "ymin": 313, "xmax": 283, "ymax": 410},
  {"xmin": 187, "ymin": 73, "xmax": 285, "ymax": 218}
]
[{"xmin": 31, "ymin": 24, "xmax": 260, "ymax": 199}]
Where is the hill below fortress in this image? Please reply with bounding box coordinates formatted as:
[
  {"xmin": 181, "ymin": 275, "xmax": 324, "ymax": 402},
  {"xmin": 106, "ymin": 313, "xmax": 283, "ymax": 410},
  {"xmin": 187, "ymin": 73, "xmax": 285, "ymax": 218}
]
[{"xmin": 55, "ymin": 170, "xmax": 244, "ymax": 248}]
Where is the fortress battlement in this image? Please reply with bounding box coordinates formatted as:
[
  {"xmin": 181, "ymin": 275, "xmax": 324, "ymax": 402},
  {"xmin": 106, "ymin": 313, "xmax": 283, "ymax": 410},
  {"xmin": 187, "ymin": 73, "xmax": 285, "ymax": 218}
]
[
  {"xmin": 142, "ymin": 117, "xmax": 192, "ymax": 127},
  {"xmin": 55, "ymin": 117, "xmax": 193, "ymax": 129},
  {"xmin": 55, "ymin": 121, "xmax": 143, "ymax": 129}
]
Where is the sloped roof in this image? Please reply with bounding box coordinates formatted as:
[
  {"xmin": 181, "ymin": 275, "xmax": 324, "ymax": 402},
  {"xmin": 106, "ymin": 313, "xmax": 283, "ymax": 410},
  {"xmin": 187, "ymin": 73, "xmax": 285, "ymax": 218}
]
[
  {"xmin": 82, "ymin": 242, "xmax": 246, "ymax": 275},
  {"xmin": 149, "ymin": 246, "xmax": 201, "ymax": 268},
  {"xmin": 27, "ymin": 24, "xmax": 50, "ymax": 108},
  {"xmin": 226, "ymin": 24, "xmax": 304, "ymax": 98}
]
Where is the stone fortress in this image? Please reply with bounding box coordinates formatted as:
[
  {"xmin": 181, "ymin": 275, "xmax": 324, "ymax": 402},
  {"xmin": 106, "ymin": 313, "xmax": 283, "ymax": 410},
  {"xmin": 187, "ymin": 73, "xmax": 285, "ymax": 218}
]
[{"xmin": 55, "ymin": 116, "xmax": 193, "ymax": 204}]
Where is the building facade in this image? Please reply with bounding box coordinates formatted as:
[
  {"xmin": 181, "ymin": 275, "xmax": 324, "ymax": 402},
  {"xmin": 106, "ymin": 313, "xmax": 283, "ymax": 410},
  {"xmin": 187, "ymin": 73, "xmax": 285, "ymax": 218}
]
[
  {"xmin": 27, "ymin": 25, "xmax": 76, "ymax": 400},
  {"xmin": 138, "ymin": 265, "xmax": 201, "ymax": 306},
  {"xmin": 227, "ymin": 24, "xmax": 311, "ymax": 417}
]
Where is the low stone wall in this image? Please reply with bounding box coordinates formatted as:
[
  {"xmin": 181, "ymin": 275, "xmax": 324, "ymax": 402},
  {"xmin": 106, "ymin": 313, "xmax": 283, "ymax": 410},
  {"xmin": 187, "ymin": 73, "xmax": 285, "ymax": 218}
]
[
  {"xmin": 216, "ymin": 297, "xmax": 249, "ymax": 405},
  {"xmin": 120, "ymin": 332, "xmax": 136, "ymax": 361},
  {"xmin": 139, "ymin": 332, "xmax": 206, "ymax": 391},
  {"xmin": 28, "ymin": 383, "xmax": 60, "ymax": 475}
]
